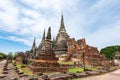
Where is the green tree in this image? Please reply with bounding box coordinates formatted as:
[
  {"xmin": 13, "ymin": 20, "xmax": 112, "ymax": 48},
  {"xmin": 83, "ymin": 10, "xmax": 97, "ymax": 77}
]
[
  {"xmin": 0, "ymin": 55, "xmax": 3, "ymax": 59},
  {"xmin": 100, "ymin": 45, "xmax": 120, "ymax": 59},
  {"xmin": 0, "ymin": 52, "xmax": 7, "ymax": 59},
  {"xmin": 7, "ymin": 52, "xmax": 13, "ymax": 59}
]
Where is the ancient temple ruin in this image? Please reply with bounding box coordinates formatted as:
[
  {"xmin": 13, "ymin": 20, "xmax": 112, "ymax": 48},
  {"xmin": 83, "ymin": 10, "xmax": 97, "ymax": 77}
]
[
  {"xmin": 16, "ymin": 15, "xmax": 113, "ymax": 73},
  {"xmin": 30, "ymin": 27, "xmax": 66, "ymax": 73},
  {"xmin": 54, "ymin": 15, "xmax": 70, "ymax": 55},
  {"xmin": 64, "ymin": 38, "xmax": 113, "ymax": 67}
]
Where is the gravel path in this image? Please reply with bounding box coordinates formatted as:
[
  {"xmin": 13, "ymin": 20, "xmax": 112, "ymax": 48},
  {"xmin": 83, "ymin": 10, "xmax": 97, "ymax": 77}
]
[
  {"xmin": 79, "ymin": 69, "xmax": 120, "ymax": 80},
  {"xmin": 0, "ymin": 60, "xmax": 6, "ymax": 74},
  {"xmin": 0, "ymin": 60, "xmax": 19, "ymax": 80},
  {"xmin": 4, "ymin": 63, "xmax": 19, "ymax": 79}
]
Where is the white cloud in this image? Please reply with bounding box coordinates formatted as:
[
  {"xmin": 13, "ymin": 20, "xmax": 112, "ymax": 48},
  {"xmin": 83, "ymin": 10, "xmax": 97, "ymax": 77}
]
[
  {"xmin": 20, "ymin": 0, "xmax": 78, "ymax": 12},
  {"xmin": 9, "ymin": 36, "xmax": 32, "ymax": 46},
  {"xmin": 0, "ymin": 0, "xmax": 120, "ymax": 52},
  {"xmin": 22, "ymin": 8, "xmax": 40, "ymax": 19},
  {"xmin": 87, "ymin": 20, "xmax": 120, "ymax": 50},
  {"xmin": 0, "ymin": 0, "xmax": 19, "ymax": 32},
  {"xmin": 90, "ymin": 0, "xmax": 120, "ymax": 10},
  {"xmin": 20, "ymin": 17, "xmax": 34, "ymax": 26}
]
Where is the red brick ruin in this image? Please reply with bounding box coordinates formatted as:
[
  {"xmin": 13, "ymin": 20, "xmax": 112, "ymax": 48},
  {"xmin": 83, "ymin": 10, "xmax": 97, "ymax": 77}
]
[{"xmin": 16, "ymin": 15, "xmax": 113, "ymax": 73}]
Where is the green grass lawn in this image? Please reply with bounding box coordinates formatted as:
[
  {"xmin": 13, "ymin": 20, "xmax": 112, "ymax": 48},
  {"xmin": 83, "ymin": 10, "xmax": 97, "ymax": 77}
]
[
  {"xmin": 16, "ymin": 63, "xmax": 33, "ymax": 76},
  {"xmin": 90, "ymin": 67, "xmax": 98, "ymax": 71},
  {"xmin": 85, "ymin": 66, "xmax": 98, "ymax": 71},
  {"xmin": 21, "ymin": 68, "xmax": 32, "ymax": 76},
  {"xmin": 58, "ymin": 60, "xmax": 74, "ymax": 65},
  {"xmin": 69, "ymin": 68, "xmax": 83, "ymax": 73},
  {"xmin": 69, "ymin": 67, "xmax": 98, "ymax": 73}
]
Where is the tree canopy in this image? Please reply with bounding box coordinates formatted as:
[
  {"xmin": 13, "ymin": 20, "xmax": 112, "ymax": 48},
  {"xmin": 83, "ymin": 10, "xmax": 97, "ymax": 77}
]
[
  {"xmin": 7, "ymin": 52, "xmax": 14, "ymax": 59},
  {"xmin": 0, "ymin": 52, "xmax": 7, "ymax": 59},
  {"xmin": 100, "ymin": 45, "xmax": 120, "ymax": 60}
]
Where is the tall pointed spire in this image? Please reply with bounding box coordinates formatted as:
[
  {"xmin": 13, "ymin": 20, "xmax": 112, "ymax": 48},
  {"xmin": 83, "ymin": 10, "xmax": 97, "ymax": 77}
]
[
  {"xmin": 46, "ymin": 27, "xmax": 51, "ymax": 41},
  {"xmin": 32, "ymin": 37, "xmax": 36, "ymax": 53},
  {"xmin": 33, "ymin": 37, "xmax": 36, "ymax": 47},
  {"xmin": 38, "ymin": 30, "xmax": 46, "ymax": 49},
  {"xmin": 42, "ymin": 29, "xmax": 45, "ymax": 41},
  {"xmin": 59, "ymin": 14, "xmax": 66, "ymax": 32}
]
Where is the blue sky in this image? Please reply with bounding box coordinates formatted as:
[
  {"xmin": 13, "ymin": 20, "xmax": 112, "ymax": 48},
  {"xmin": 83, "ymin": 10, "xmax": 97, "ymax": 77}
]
[{"xmin": 0, "ymin": 0, "xmax": 120, "ymax": 54}]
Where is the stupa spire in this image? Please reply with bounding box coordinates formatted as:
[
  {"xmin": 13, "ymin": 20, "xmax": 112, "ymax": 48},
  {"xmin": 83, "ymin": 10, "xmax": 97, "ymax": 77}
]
[
  {"xmin": 32, "ymin": 37, "xmax": 36, "ymax": 52},
  {"xmin": 42, "ymin": 29, "xmax": 45, "ymax": 41},
  {"xmin": 46, "ymin": 27, "xmax": 51, "ymax": 41},
  {"xmin": 32, "ymin": 37, "xmax": 36, "ymax": 47},
  {"xmin": 59, "ymin": 14, "xmax": 66, "ymax": 32}
]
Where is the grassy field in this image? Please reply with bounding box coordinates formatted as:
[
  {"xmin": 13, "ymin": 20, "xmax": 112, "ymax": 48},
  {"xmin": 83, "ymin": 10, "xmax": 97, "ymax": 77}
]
[
  {"xmin": 58, "ymin": 60, "xmax": 74, "ymax": 65},
  {"xmin": 15, "ymin": 63, "xmax": 33, "ymax": 76},
  {"xmin": 69, "ymin": 68, "xmax": 83, "ymax": 73},
  {"xmin": 69, "ymin": 67, "xmax": 98, "ymax": 73},
  {"xmin": 84, "ymin": 66, "xmax": 98, "ymax": 71}
]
